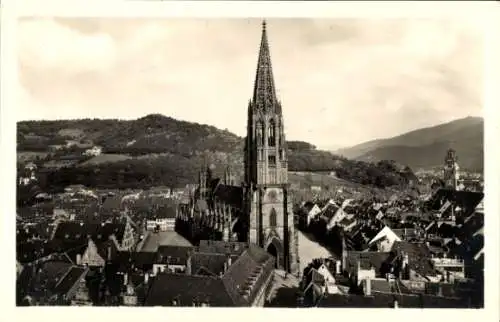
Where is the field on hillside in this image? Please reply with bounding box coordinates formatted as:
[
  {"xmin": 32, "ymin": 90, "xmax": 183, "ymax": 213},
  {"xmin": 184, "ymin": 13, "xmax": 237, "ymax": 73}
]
[
  {"xmin": 57, "ymin": 128, "xmax": 85, "ymax": 138},
  {"xmin": 289, "ymin": 171, "xmax": 399, "ymax": 203},
  {"xmin": 289, "ymin": 171, "xmax": 365, "ymax": 189},
  {"xmin": 79, "ymin": 154, "xmax": 133, "ymax": 166}
]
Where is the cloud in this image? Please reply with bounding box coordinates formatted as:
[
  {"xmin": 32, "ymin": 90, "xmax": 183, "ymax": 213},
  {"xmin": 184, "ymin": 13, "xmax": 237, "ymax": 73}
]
[
  {"xmin": 17, "ymin": 18, "xmax": 482, "ymax": 148},
  {"xmin": 18, "ymin": 18, "xmax": 117, "ymax": 74}
]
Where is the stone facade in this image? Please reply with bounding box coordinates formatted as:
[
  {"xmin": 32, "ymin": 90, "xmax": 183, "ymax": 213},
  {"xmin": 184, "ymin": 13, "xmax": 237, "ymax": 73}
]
[{"xmin": 244, "ymin": 21, "xmax": 299, "ymax": 275}]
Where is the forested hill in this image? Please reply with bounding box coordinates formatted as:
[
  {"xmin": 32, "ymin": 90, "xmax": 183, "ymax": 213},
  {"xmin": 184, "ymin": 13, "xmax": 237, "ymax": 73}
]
[{"xmin": 17, "ymin": 114, "xmax": 416, "ymax": 191}]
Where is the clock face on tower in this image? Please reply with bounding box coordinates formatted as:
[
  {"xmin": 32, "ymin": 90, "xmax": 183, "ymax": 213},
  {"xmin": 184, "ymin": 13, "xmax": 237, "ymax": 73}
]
[
  {"xmin": 265, "ymin": 188, "xmax": 282, "ymax": 203},
  {"xmin": 268, "ymin": 190, "xmax": 277, "ymax": 202}
]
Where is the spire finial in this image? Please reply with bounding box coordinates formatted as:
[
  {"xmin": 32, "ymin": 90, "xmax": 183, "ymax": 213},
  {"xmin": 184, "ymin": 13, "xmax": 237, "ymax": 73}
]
[{"xmin": 252, "ymin": 18, "xmax": 276, "ymax": 106}]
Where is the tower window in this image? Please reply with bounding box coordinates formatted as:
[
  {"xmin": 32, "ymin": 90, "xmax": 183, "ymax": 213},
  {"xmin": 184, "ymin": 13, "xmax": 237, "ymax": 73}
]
[
  {"xmin": 270, "ymin": 208, "xmax": 277, "ymax": 227},
  {"xmin": 256, "ymin": 125, "xmax": 264, "ymax": 146},
  {"xmin": 268, "ymin": 155, "xmax": 276, "ymax": 165},
  {"xmin": 268, "ymin": 120, "xmax": 276, "ymax": 146}
]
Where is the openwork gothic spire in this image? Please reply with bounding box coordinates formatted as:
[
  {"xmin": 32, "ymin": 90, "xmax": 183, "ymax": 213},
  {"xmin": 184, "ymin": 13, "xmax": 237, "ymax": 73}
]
[{"xmin": 252, "ymin": 19, "xmax": 277, "ymax": 109}]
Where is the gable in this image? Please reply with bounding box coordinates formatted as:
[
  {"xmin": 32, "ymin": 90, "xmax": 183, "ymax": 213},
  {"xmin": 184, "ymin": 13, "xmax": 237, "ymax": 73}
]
[
  {"xmin": 81, "ymin": 240, "xmax": 105, "ymax": 266},
  {"xmin": 369, "ymin": 226, "xmax": 401, "ymax": 245},
  {"xmin": 317, "ymin": 265, "xmax": 335, "ymax": 283},
  {"xmin": 309, "ymin": 205, "xmax": 321, "ymax": 216}
]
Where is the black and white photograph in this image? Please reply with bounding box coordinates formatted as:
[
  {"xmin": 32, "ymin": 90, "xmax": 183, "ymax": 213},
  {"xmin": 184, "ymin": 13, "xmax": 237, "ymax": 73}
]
[{"xmin": 4, "ymin": 1, "xmax": 499, "ymax": 316}]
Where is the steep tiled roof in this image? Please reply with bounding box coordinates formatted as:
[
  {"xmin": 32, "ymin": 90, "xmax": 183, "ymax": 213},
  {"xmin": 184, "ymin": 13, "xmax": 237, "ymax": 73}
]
[
  {"xmin": 321, "ymin": 204, "xmax": 339, "ymax": 220},
  {"xmin": 426, "ymin": 189, "xmax": 483, "ymax": 217},
  {"xmin": 144, "ymin": 273, "xmax": 235, "ymax": 307},
  {"xmin": 53, "ymin": 266, "xmax": 88, "ymax": 297},
  {"xmin": 213, "ymin": 184, "xmax": 243, "ymax": 209},
  {"xmin": 155, "ymin": 245, "xmax": 194, "ymax": 265},
  {"xmin": 221, "ymin": 246, "xmax": 273, "ymax": 306},
  {"xmin": 101, "ymin": 195, "xmax": 123, "ymax": 211},
  {"xmin": 338, "ymin": 217, "xmax": 356, "ymax": 227},
  {"xmin": 17, "ymin": 240, "xmax": 55, "ymax": 264},
  {"xmin": 52, "ymin": 222, "xmax": 127, "ymax": 244},
  {"xmin": 345, "ymin": 251, "xmax": 391, "ymax": 275},
  {"xmin": 198, "ymin": 240, "xmax": 247, "ymax": 256},
  {"xmin": 114, "ymin": 251, "xmax": 157, "ymax": 272},
  {"xmin": 17, "ymin": 260, "xmax": 86, "ymax": 304},
  {"xmin": 391, "ymin": 241, "xmax": 437, "ymax": 277},
  {"xmin": 450, "ymin": 233, "xmax": 484, "ymax": 262},
  {"xmin": 190, "ymin": 253, "xmax": 228, "ymax": 276}
]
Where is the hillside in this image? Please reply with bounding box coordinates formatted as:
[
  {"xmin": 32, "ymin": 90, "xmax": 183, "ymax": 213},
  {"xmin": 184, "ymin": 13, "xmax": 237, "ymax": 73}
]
[
  {"xmin": 335, "ymin": 116, "xmax": 483, "ymax": 171},
  {"xmin": 17, "ymin": 114, "xmax": 415, "ymax": 192}
]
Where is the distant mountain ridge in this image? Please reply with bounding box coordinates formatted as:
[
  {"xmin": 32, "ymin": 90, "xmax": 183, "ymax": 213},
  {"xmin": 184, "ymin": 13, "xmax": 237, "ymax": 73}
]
[{"xmin": 335, "ymin": 116, "xmax": 483, "ymax": 171}]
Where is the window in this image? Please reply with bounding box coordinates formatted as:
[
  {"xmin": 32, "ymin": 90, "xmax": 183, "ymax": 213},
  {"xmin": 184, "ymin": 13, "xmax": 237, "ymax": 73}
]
[
  {"xmin": 270, "ymin": 208, "xmax": 277, "ymax": 227},
  {"xmin": 256, "ymin": 122, "xmax": 264, "ymax": 146},
  {"xmin": 268, "ymin": 120, "xmax": 276, "ymax": 146},
  {"xmin": 268, "ymin": 155, "xmax": 276, "ymax": 165}
]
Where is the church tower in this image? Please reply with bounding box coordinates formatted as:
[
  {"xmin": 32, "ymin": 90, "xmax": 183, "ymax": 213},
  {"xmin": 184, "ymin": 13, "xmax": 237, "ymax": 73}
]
[
  {"xmin": 443, "ymin": 148, "xmax": 460, "ymax": 190},
  {"xmin": 244, "ymin": 21, "xmax": 299, "ymax": 275}
]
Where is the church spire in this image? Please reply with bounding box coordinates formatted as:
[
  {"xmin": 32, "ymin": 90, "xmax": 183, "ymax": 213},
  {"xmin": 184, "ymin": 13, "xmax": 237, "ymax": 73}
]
[{"xmin": 252, "ymin": 19, "xmax": 277, "ymax": 108}]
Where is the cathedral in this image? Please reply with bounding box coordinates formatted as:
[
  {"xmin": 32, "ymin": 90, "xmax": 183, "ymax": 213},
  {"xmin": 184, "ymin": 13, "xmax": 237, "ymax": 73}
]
[{"xmin": 176, "ymin": 21, "xmax": 300, "ymax": 275}]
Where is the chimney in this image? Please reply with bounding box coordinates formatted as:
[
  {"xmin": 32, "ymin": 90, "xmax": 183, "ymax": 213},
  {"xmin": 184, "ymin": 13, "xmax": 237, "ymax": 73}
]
[
  {"xmin": 124, "ymin": 273, "xmax": 128, "ymax": 286},
  {"xmin": 76, "ymin": 254, "xmax": 82, "ymax": 265}
]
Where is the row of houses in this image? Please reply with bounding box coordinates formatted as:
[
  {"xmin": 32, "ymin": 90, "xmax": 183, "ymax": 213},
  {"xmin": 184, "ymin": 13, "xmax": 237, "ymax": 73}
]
[
  {"xmin": 295, "ymin": 188, "xmax": 484, "ymax": 308},
  {"xmin": 17, "ymin": 238, "xmax": 276, "ymax": 307}
]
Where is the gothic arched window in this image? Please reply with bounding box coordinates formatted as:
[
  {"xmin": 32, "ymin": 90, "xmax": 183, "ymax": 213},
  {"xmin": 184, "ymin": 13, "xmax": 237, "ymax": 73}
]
[
  {"xmin": 268, "ymin": 120, "xmax": 276, "ymax": 147},
  {"xmin": 256, "ymin": 121, "xmax": 264, "ymax": 146},
  {"xmin": 269, "ymin": 208, "xmax": 277, "ymax": 227}
]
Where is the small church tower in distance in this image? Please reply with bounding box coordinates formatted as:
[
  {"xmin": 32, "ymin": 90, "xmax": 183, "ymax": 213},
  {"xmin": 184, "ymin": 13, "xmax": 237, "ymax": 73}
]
[
  {"xmin": 244, "ymin": 20, "xmax": 299, "ymax": 275},
  {"xmin": 443, "ymin": 148, "xmax": 460, "ymax": 190}
]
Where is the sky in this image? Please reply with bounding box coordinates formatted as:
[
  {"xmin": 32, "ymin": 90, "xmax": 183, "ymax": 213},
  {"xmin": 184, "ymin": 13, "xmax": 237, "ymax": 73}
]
[{"xmin": 17, "ymin": 18, "xmax": 483, "ymax": 149}]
